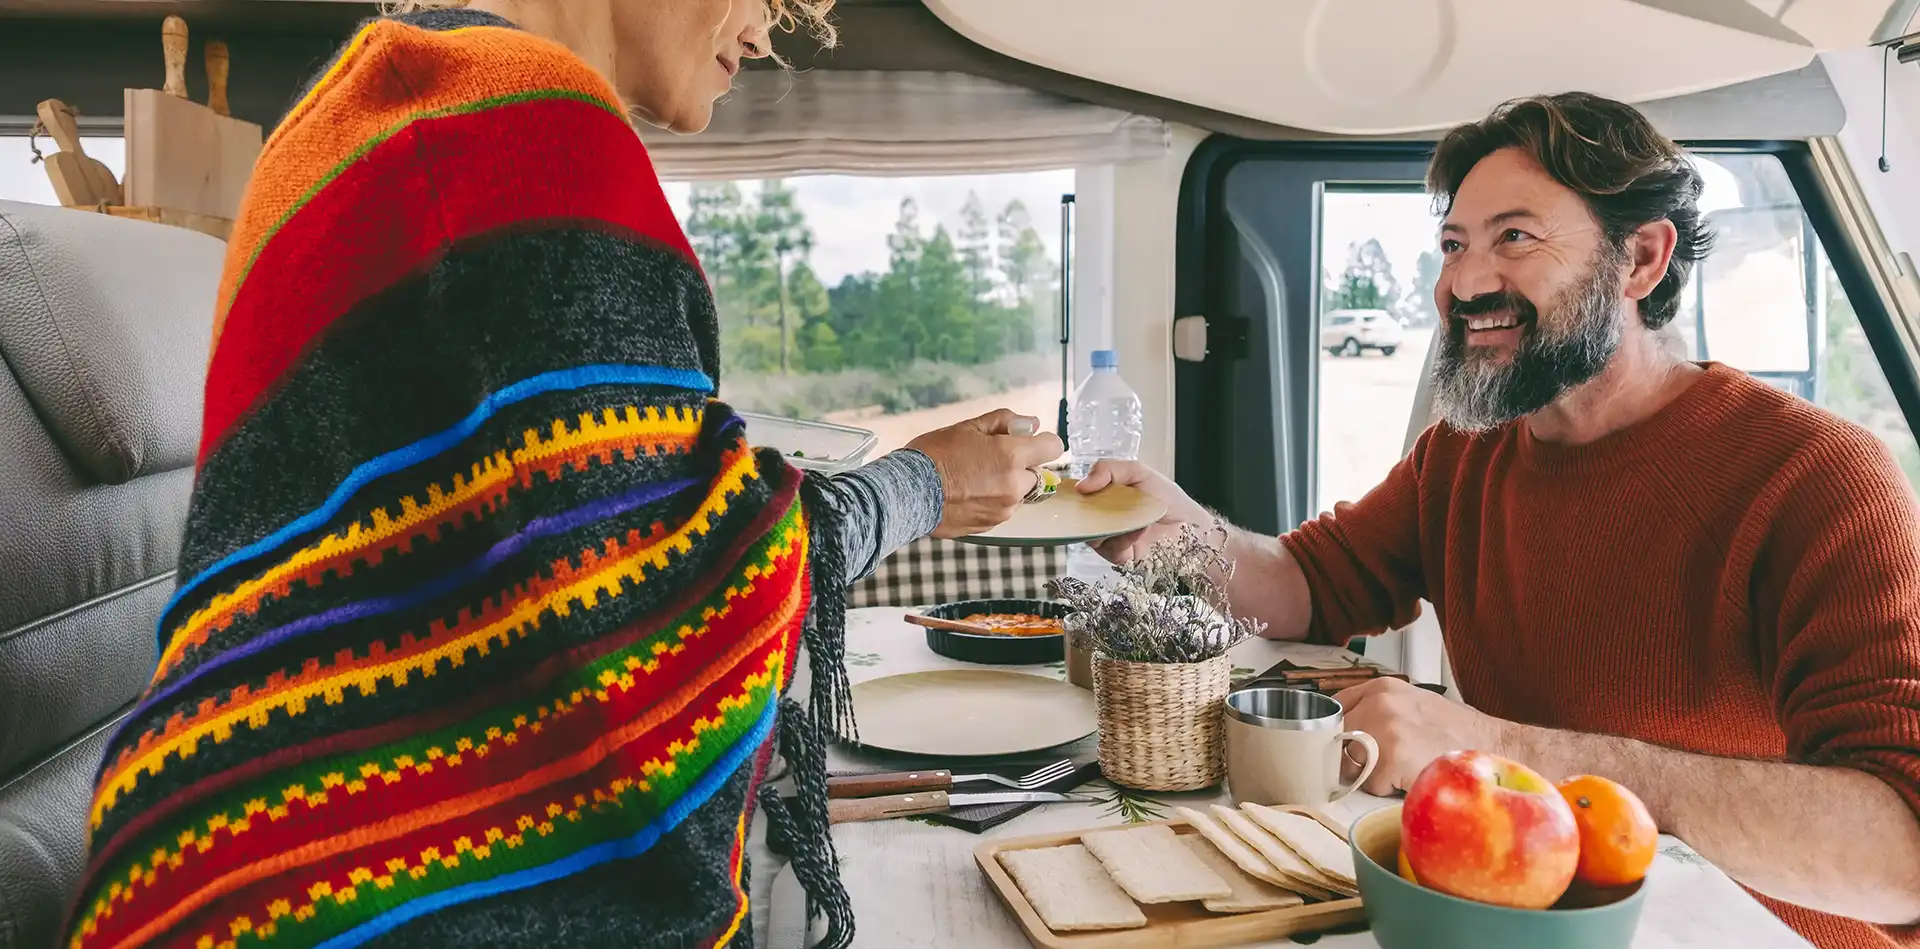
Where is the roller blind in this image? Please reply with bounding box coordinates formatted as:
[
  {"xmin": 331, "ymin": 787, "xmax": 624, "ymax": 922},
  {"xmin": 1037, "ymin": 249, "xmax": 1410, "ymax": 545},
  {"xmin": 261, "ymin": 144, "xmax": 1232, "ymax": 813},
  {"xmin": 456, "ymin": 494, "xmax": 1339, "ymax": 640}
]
[{"xmin": 639, "ymin": 70, "xmax": 1172, "ymax": 180}]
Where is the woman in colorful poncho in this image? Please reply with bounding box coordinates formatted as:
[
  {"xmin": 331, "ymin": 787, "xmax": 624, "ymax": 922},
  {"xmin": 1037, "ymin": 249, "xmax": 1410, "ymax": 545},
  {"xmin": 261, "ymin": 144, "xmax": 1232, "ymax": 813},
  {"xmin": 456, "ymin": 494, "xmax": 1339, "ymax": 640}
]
[{"xmin": 62, "ymin": 2, "xmax": 1061, "ymax": 948}]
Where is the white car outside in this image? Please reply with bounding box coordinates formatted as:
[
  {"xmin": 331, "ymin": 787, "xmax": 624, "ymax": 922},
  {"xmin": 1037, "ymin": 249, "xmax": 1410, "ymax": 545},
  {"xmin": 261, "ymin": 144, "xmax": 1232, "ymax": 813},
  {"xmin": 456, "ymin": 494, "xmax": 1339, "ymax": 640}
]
[{"xmin": 1321, "ymin": 308, "xmax": 1404, "ymax": 357}]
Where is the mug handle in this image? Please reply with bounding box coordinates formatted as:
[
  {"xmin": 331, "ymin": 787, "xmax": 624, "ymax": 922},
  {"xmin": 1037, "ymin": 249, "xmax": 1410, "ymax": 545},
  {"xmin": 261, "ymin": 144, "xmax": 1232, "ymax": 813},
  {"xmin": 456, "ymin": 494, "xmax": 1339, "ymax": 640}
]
[{"xmin": 1330, "ymin": 730, "xmax": 1379, "ymax": 802}]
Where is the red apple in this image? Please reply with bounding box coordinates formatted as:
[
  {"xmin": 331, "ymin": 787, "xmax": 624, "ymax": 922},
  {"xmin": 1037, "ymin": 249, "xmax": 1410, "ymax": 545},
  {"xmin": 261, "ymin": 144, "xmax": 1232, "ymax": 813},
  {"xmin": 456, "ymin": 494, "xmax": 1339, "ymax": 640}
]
[{"xmin": 1401, "ymin": 749, "xmax": 1580, "ymax": 910}]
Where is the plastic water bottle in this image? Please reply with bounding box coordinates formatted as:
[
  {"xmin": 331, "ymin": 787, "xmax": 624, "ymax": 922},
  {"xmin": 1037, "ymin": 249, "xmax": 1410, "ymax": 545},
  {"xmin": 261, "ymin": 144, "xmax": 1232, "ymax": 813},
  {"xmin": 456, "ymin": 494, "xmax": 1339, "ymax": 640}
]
[{"xmin": 1068, "ymin": 350, "xmax": 1144, "ymax": 480}]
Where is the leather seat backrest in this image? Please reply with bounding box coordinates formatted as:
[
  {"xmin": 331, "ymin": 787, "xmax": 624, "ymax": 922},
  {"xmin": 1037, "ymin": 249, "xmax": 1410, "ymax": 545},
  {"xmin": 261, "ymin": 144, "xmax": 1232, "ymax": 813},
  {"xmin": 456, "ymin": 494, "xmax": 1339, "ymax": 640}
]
[{"xmin": 0, "ymin": 200, "xmax": 219, "ymax": 949}]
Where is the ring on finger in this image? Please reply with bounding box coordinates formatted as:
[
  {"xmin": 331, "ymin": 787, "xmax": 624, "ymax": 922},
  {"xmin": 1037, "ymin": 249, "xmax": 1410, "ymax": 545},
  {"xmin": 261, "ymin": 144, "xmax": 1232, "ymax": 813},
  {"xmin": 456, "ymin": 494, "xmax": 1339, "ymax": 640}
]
[{"xmin": 1022, "ymin": 467, "xmax": 1060, "ymax": 504}]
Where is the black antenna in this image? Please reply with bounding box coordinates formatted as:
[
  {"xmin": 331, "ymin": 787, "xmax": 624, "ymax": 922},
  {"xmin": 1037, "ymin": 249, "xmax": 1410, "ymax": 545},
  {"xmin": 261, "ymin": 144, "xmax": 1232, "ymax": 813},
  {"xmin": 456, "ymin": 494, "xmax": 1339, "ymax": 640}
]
[{"xmin": 1058, "ymin": 194, "xmax": 1075, "ymax": 443}]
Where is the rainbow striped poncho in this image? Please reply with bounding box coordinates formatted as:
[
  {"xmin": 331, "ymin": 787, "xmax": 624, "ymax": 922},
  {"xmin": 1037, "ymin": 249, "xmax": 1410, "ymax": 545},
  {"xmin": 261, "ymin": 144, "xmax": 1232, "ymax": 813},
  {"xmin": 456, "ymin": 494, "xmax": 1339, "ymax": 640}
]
[{"xmin": 65, "ymin": 11, "xmax": 855, "ymax": 949}]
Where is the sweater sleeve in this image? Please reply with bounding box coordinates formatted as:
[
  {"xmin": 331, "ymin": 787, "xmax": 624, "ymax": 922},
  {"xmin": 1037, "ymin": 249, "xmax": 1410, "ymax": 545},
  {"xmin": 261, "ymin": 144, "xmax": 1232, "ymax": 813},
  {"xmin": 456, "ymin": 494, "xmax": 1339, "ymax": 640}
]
[
  {"xmin": 811, "ymin": 449, "xmax": 944, "ymax": 583},
  {"xmin": 1756, "ymin": 427, "xmax": 1920, "ymax": 820},
  {"xmin": 1277, "ymin": 426, "xmax": 1433, "ymax": 646}
]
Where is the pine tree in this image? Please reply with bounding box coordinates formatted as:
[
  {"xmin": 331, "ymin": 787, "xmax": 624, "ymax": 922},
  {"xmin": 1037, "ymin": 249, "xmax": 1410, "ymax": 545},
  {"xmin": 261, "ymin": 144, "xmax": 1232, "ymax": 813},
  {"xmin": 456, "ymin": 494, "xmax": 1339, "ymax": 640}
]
[
  {"xmin": 918, "ymin": 226, "xmax": 976, "ymax": 363},
  {"xmin": 957, "ymin": 191, "xmax": 994, "ymax": 301},
  {"xmin": 753, "ymin": 179, "xmax": 812, "ymax": 374},
  {"xmin": 1407, "ymin": 249, "xmax": 1443, "ymax": 325},
  {"xmin": 877, "ymin": 198, "xmax": 928, "ymax": 365},
  {"xmin": 997, "ymin": 199, "xmax": 1056, "ymax": 353},
  {"xmin": 1324, "ymin": 238, "xmax": 1401, "ymax": 314}
]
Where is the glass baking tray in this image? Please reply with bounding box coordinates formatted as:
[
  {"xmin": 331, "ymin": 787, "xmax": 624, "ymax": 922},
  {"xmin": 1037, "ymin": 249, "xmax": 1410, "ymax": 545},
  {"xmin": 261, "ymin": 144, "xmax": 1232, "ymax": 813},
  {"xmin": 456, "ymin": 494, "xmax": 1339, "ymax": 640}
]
[{"xmin": 737, "ymin": 412, "xmax": 879, "ymax": 475}]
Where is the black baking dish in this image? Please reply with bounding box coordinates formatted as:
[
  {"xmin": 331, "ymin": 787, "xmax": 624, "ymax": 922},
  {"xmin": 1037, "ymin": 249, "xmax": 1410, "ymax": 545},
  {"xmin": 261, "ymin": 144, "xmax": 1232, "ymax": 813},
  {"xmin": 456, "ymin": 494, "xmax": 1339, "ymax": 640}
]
[{"xmin": 919, "ymin": 598, "xmax": 1070, "ymax": 665}]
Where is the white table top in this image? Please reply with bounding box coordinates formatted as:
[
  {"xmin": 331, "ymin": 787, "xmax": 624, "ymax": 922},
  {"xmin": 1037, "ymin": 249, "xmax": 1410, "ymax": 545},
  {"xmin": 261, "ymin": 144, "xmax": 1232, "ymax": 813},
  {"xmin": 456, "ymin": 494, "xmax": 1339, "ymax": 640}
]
[{"xmin": 750, "ymin": 608, "xmax": 1814, "ymax": 949}]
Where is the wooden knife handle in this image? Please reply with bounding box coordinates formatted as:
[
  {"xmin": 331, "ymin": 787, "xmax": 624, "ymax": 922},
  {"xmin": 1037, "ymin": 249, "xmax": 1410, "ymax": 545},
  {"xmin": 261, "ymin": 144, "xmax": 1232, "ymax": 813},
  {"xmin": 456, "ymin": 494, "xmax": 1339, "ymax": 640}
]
[
  {"xmin": 1266, "ymin": 666, "xmax": 1382, "ymax": 682},
  {"xmin": 162, "ymin": 16, "xmax": 190, "ymax": 99},
  {"xmin": 826, "ymin": 770, "xmax": 952, "ymax": 799},
  {"xmin": 827, "ymin": 791, "xmax": 950, "ymax": 824},
  {"xmin": 205, "ymin": 41, "xmax": 230, "ymax": 116}
]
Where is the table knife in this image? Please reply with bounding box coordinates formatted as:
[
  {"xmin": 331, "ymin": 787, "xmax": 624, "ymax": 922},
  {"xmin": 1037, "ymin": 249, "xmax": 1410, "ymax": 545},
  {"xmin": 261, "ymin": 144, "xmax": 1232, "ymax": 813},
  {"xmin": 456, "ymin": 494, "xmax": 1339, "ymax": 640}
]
[
  {"xmin": 827, "ymin": 769, "xmax": 1021, "ymax": 798},
  {"xmin": 826, "ymin": 790, "xmax": 1095, "ymax": 824}
]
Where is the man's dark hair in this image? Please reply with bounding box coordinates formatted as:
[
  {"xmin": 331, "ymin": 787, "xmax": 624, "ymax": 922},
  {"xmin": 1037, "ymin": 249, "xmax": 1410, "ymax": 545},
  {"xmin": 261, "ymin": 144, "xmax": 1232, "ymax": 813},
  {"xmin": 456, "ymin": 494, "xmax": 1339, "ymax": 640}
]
[{"xmin": 1426, "ymin": 92, "xmax": 1714, "ymax": 329}]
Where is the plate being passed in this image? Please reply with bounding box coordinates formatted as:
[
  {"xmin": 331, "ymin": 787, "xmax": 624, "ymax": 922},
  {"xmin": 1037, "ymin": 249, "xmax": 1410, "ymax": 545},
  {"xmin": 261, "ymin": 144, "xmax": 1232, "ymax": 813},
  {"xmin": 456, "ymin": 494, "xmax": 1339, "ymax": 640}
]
[
  {"xmin": 958, "ymin": 479, "xmax": 1167, "ymax": 548},
  {"xmin": 843, "ymin": 670, "xmax": 1096, "ymax": 757}
]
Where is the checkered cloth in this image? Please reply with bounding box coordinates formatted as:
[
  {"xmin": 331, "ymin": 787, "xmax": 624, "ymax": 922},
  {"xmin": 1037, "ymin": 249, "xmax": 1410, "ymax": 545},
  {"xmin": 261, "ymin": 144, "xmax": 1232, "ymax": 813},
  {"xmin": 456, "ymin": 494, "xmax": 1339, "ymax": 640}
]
[{"xmin": 849, "ymin": 537, "xmax": 1068, "ymax": 608}]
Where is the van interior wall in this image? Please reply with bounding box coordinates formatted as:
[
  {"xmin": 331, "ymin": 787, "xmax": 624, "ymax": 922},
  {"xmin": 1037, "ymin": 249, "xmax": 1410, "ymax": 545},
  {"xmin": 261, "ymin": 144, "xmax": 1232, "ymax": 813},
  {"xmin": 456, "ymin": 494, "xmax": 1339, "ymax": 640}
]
[
  {"xmin": 0, "ymin": 4, "xmax": 367, "ymax": 129},
  {"xmin": 1822, "ymin": 44, "xmax": 1920, "ymax": 274}
]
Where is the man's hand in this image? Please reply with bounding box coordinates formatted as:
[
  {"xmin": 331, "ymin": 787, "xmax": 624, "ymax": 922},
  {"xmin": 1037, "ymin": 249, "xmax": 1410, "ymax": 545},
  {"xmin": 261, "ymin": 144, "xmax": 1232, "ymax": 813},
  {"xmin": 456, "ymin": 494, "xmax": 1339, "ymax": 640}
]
[
  {"xmin": 1075, "ymin": 460, "xmax": 1214, "ymax": 563},
  {"xmin": 907, "ymin": 410, "xmax": 1064, "ymax": 539},
  {"xmin": 1334, "ymin": 677, "xmax": 1512, "ymax": 795},
  {"xmin": 1075, "ymin": 459, "xmax": 1317, "ymax": 640}
]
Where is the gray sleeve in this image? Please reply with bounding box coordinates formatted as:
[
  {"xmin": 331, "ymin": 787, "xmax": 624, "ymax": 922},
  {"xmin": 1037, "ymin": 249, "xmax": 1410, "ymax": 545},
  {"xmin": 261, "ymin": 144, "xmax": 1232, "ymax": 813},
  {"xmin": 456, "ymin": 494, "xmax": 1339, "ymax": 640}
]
[{"xmin": 813, "ymin": 449, "xmax": 944, "ymax": 583}]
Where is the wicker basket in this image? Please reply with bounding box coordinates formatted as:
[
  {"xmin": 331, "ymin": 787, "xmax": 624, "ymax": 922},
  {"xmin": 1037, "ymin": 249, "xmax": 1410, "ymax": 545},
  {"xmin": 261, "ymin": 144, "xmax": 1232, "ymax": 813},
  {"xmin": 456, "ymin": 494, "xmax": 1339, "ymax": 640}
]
[{"xmin": 1093, "ymin": 653, "xmax": 1231, "ymax": 791}]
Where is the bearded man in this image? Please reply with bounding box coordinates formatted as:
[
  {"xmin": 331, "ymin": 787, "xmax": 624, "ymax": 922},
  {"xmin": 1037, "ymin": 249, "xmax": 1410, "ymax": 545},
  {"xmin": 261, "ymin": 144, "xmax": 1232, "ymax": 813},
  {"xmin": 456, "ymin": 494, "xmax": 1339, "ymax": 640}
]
[{"xmin": 1081, "ymin": 92, "xmax": 1920, "ymax": 948}]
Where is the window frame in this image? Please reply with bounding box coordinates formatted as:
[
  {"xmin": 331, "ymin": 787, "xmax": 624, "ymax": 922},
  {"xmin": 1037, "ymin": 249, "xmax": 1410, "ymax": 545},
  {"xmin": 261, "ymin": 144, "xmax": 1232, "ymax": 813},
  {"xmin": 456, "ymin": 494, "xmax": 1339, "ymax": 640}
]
[{"xmin": 1172, "ymin": 137, "xmax": 1920, "ymax": 530}]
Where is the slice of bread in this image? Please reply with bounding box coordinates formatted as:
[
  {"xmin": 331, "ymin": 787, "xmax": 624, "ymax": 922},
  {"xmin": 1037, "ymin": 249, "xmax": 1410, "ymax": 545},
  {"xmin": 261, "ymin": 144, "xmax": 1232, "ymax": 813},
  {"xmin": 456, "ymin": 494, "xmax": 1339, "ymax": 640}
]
[
  {"xmin": 1245, "ymin": 804, "xmax": 1359, "ymax": 886},
  {"xmin": 999, "ymin": 844, "xmax": 1148, "ymax": 932},
  {"xmin": 1173, "ymin": 806, "xmax": 1311, "ymax": 897},
  {"xmin": 1082, "ymin": 824, "xmax": 1233, "ymax": 903},
  {"xmin": 1211, "ymin": 805, "xmax": 1342, "ymax": 901},
  {"xmin": 1182, "ymin": 834, "xmax": 1307, "ymax": 913}
]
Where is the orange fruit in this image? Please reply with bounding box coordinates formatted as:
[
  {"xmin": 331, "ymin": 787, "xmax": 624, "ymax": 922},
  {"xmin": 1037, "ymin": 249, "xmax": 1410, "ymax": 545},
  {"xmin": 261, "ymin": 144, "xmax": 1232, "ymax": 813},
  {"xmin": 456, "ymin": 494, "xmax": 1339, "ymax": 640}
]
[
  {"xmin": 1396, "ymin": 849, "xmax": 1419, "ymax": 884},
  {"xmin": 1557, "ymin": 774, "xmax": 1657, "ymax": 887}
]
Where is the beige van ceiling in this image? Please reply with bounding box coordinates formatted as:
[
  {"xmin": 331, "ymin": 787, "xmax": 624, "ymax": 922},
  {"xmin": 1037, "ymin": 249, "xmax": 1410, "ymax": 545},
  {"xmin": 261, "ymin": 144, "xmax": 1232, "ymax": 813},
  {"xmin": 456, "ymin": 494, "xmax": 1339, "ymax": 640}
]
[{"xmin": 921, "ymin": 0, "xmax": 1909, "ymax": 134}]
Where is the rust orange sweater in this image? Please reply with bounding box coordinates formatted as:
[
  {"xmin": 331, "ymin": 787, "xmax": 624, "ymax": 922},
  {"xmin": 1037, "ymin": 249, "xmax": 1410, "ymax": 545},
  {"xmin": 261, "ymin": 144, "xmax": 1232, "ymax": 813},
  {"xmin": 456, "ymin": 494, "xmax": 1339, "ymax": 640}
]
[{"xmin": 1282, "ymin": 362, "xmax": 1920, "ymax": 949}]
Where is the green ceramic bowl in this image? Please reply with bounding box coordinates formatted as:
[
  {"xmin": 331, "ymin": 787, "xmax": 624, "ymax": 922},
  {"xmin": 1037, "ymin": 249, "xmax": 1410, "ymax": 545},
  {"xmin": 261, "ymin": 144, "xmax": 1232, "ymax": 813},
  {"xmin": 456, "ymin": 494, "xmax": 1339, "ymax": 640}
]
[{"xmin": 1350, "ymin": 804, "xmax": 1647, "ymax": 949}]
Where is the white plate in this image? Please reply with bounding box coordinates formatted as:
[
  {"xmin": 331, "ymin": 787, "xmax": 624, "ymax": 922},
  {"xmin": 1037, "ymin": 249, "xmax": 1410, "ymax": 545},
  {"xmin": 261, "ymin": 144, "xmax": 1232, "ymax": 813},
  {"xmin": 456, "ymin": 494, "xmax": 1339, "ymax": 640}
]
[{"xmin": 842, "ymin": 669, "xmax": 1097, "ymax": 757}]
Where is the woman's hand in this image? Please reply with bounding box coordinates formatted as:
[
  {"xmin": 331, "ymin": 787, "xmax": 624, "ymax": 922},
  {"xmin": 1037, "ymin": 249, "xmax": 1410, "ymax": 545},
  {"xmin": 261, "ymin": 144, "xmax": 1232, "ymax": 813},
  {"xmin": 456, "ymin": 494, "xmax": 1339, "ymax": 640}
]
[
  {"xmin": 1075, "ymin": 459, "xmax": 1214, "ymax": 563},
  {"xmin": 907, "ymin": 410, "xmax": 1064, "ymax": 539}
]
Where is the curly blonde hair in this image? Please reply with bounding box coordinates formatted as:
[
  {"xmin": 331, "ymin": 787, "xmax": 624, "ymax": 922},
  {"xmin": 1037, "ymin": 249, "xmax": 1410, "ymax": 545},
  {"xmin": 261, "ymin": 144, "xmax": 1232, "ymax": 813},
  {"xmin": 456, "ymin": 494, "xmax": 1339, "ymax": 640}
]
[{"xmin": 380, "ymin": 0, "xmax": 837, "ymax": 48}]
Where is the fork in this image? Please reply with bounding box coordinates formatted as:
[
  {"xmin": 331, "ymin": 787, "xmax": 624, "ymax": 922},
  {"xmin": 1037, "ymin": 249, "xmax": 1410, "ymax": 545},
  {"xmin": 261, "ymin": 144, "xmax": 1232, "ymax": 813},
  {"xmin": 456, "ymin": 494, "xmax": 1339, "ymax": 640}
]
[{"xmin": 825, "ymin": 758, "xmax": 1079, "ymax": 799}]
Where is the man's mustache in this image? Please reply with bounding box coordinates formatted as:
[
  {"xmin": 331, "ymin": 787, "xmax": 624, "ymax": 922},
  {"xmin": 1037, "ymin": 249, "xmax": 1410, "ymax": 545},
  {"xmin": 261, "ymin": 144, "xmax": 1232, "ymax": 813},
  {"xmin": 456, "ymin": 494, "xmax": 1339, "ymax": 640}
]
[{"xmin": 1448, "ymin": 291, "xmax": 1538, "ymax": 321}]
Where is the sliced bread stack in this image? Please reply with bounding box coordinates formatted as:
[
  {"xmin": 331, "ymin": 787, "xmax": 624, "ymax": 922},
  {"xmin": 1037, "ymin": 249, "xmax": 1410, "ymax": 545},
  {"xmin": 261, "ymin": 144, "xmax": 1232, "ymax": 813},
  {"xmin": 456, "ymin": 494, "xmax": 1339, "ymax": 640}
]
[{"xmin": 995, "ymin": 803, "xmax": 1359, "ymax": 934}]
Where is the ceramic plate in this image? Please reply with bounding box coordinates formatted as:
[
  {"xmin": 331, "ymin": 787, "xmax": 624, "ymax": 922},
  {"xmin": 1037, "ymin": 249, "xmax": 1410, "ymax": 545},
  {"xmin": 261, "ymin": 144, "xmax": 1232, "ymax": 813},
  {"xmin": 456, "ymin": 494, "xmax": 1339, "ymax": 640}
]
[
  {"xmin": 842, "ymin": 670, "xmax": 1097, "ymax": 757},
  {"xmin": 957, "ymin": 479, "xmax": 1167, "ymax": 548}
]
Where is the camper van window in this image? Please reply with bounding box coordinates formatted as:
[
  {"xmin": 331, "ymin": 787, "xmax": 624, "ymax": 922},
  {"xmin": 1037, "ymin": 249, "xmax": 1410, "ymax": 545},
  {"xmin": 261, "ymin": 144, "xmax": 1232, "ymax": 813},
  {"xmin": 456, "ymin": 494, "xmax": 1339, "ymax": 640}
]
[
  {"xmin": 663, "ymin": 171, "xmax": 1076, "ymax": 457},
  {"xmin": 1316, "ymin": 187, "xmax": 1442, "ymax": 511},
  {"xmin": 1311, "ymin": 154, "xmax": 1920, "ymax": 511},
  {"xmin": 0, "ymin": 134, "xmax": 126, "ymax": 206},
  {"xmin": 1677, "ymin": 152, "xmax": 1920, "ymax": 490}
]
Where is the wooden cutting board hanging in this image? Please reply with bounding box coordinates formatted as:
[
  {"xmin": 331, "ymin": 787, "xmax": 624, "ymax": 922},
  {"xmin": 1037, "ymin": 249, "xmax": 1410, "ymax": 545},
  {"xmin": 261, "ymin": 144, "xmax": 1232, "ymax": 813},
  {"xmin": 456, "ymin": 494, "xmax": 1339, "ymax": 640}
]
[
  {"xmin": 34, "ymin": 100, "xmax": 122, "ymax": 208},
  {"xmin": 122, "ymin": 16, "xmax": 262, "ymax": 222}
]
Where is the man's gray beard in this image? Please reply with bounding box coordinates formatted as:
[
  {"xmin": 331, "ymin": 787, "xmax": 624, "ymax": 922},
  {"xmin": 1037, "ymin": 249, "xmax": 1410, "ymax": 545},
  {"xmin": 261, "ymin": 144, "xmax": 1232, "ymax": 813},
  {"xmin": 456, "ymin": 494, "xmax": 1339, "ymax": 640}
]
[{"xmin": 1429, "ymin": 257, "xmax": 1626, "ymax": 434}]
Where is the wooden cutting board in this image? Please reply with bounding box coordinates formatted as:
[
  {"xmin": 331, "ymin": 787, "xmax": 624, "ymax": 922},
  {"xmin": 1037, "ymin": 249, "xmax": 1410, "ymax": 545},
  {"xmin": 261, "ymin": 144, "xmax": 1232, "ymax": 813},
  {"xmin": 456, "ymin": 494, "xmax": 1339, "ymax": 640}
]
[
  {"xmin": 35, "ymin": 100, "xmax": 121, "ymax": 207},
  {"xmin": 122, "ymin": 17, "xmax": 260, "ymax": 222},
  {"xmin": 976, "ymin": 808, "xmax": 1368, "ymax": 948}
]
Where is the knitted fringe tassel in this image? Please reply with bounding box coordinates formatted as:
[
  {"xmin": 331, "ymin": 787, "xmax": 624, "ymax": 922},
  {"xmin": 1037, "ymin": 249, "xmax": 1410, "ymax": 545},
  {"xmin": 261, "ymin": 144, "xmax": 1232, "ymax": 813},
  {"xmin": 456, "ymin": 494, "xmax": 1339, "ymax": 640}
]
[{"xmin": 758, "ymin": 474, "xmax": 858, "ymax": 949}]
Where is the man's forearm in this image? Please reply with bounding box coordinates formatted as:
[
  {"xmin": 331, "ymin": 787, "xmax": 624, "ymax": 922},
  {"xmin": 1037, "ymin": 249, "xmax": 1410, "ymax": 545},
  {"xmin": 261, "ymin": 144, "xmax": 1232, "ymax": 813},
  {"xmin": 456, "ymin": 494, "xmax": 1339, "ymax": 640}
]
[
  {"xmin": 1499, "ymin": 721, "xmax": 1920, "ymax": 924},
  {"xmin": 1208, "ymin": 517, "xmax": 1313, "ymax": 641}
]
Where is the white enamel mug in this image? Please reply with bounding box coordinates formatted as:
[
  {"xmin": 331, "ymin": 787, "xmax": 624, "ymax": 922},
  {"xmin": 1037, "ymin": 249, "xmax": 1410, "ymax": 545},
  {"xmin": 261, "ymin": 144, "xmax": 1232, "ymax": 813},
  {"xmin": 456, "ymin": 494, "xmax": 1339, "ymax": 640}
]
[{"xmin": 1224, "ymin": 686, "xmax": 1379, "ymax": 806}]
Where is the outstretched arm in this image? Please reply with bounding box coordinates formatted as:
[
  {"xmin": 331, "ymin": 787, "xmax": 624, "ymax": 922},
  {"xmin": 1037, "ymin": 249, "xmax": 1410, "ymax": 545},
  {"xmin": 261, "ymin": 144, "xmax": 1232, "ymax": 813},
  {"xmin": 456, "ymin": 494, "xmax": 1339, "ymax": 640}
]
[
  {"xmin": 811, "ymin": 409, "xmax": 1065, "ymax": 583},
  {"xmin": 1078, "ymin": 431, "xmax": 1433, "ymax": 642}
]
